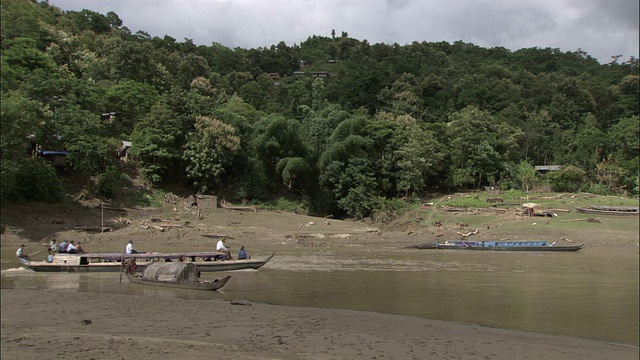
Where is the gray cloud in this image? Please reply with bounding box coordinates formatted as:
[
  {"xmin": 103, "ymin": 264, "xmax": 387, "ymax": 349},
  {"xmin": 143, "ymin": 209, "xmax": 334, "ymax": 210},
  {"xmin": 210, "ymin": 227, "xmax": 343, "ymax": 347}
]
[{"xmin": 48, "ymin": 0, "xmax": 638, "ymax": 63}]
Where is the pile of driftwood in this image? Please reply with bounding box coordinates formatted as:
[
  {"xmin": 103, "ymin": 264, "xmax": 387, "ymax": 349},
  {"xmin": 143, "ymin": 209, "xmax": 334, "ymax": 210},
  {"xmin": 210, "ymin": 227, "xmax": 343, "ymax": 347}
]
[
  {"xmin": 220, "ymin": 201, "xmax": 257, "ymax": 212},
  {"xmin": 140, "ymin": 218, "xmax": 185, "ymax": 232},
  {"xmin": 440, "ymin": 205, "xmax": 507, "ymax": 214}
]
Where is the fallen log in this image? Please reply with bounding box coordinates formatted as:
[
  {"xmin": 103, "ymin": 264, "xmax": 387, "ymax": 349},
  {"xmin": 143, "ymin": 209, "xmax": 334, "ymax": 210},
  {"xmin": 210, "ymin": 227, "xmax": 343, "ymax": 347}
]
[
  {"xmin": 74, "ymin": 226, "xmax": 112, "ymax": 233},
  {"xmin": 457, "ymin": 229, "xmax": 479, "ymax": 237},
  {"xmin": 201, "ymin": 234, "xmax": 234, "ymax": 239},
  {"xmin": 560, "ymin": 218, "xmax": 601, "ymax": 223}
]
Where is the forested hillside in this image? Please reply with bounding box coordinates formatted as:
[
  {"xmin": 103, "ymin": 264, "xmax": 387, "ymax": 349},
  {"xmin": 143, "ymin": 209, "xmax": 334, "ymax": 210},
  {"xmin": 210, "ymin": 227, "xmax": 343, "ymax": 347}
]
[{"xmin": 1, "ymin": 0, "xmax": 638, "ymax": 218}]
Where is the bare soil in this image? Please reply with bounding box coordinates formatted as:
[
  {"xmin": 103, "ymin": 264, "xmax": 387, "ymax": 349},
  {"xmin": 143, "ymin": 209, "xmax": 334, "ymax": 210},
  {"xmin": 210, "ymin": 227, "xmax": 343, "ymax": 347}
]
[{"xmin": 2, "ymin": 197, "xmax": 638, "ymax": 360}]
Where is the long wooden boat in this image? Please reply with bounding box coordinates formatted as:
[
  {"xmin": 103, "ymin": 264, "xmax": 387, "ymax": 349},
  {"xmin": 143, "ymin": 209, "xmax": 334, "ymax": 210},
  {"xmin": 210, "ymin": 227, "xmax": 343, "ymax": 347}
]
[
  {"xmin": 18, "ymin": 252, "xmax": 275, "ymax": 273},
  {"xmin": 125, "ymin": 262, "xmax": 231, "ymax": 290},
  {"xmin": 574, "ymin": 205, "xmax": 639, "ymax": 216},
  {"xmin": 411, "ymin": 240, "xmax": 584, "ymax": 252}
]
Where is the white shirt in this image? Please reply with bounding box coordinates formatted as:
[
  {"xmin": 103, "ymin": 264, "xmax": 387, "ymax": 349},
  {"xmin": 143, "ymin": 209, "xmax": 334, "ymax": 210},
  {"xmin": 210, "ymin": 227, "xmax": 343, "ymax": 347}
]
[
  {"xmin": 67, "ymin": 243, "xmax": 77, "ymax": 252},
  {"xmin": 126, "ymin": 243, "xmax": 133, "ymax": 254},
  {"xmin": 216, "ymin": 240, "xmax": 228, "ymax": 251},
  {"xmin": 16, "ymin": 247, "xmax": 24, "ymax": 257}
]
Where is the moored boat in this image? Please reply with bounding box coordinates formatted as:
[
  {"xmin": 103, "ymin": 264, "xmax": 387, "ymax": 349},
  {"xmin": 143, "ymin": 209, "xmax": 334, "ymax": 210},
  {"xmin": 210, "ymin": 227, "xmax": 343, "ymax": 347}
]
[
  {"xmin": 18, "ymin": 252, "xmax": 275, "ymax": 273},
  {"xmin": 125, "ymin": 262, "xmax": 230, "ymax": 291},
  {"xmin": 574, "ymin": 205, "xmax": 639, "ymax": 216},
  {"xmin": 410, "ymin": 240, "xmax": 584, "ymax": 251}
]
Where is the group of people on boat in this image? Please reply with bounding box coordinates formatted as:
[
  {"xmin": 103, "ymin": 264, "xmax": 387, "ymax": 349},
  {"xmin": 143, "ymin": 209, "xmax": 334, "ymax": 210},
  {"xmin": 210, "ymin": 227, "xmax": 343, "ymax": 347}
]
[
  {"xmin": 16, "ymin": 239, "xmax": 87, "ymax": 262},
  {"xmin": 215, "ymin": 238, "xmax": 250, "ymax": 260},
  {"xmin": 18, "ymin": 237, "xmax": 251, "ymax": 264},
  {"xmin": 42, "ymin": 238, "xmax": 86, "ymax": 254}
]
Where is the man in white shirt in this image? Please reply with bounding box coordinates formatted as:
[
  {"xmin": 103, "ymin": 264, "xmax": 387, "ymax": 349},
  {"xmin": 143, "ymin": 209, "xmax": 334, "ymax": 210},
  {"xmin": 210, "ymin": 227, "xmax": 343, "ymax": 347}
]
[
  {"xmin": 216, "ymin": 238, "xmax": 232, "ymax": 260},
  {"xmin": 66, "ymin": 241, "xmax": 78, "ymax": 254},
  {"xmin": 125, "ymin": 240, "xmax": 139, "ymax": 254},
  {"xmin": 46, "ymin": 239, "xmax": 59, "ymax": 254}
]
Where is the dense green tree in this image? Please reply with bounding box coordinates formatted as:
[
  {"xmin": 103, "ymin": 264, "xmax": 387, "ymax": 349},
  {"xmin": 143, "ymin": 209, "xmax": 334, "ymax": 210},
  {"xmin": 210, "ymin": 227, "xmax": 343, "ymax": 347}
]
[
  {"xmin": 58, "ymin": 106, "xmax": 115, "ymax": 177},
  {"xmin": 130, "ymin": 103, "xmax": 184, "ymax": 183},
  {"xmin": 3, "ymin": 0, "xmax": 639, "ymax": 206},
  {"xmin": 104, "ymin": 80, "xmax": 159, "ymax": 135},
  {"xmin": 395, "ymin": 125, "xmax": 443, "ymax": 196},
  {"xmin": 548, "ymin": 165, "xmax": 587, "ymax": 192},
  {"xmin": 183, "ymin": 116, "xmax": 241, "ymax": 193},
  {"xmin": 252, "ymin": 115, "xmax": 308, "ymax": 193}
]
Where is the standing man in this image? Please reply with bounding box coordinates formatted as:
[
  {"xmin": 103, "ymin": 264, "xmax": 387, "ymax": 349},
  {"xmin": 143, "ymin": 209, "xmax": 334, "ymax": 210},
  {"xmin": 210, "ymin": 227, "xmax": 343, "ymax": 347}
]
[{"xmin": 216, "ymin": 238, "xmax": 232, "ymax": 260}]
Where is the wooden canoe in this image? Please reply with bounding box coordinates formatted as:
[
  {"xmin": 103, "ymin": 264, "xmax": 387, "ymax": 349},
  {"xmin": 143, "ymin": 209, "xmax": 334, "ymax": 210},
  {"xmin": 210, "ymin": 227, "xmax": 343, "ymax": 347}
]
[
  {"xmin": 125, "ymin": 272, "xmax": 231, "ymax": 290},
  {"xmin": 574, "ymin": 205, "xmax": 639, "ymax": 216}
]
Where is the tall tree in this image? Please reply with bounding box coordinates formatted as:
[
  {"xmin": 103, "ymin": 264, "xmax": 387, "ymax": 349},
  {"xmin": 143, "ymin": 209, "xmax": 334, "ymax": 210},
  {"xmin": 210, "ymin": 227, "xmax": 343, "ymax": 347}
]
[{"xmin": 183, "ymin": 116, "xmax": 241, "ymax": 193}]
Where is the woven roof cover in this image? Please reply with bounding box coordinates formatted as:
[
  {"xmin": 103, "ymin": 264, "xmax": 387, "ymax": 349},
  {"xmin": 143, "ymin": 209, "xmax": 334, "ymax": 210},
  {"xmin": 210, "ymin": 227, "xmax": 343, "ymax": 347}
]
[{"xmin": 142, "ymin": 262, "xmax": 199, "ymax": 282}]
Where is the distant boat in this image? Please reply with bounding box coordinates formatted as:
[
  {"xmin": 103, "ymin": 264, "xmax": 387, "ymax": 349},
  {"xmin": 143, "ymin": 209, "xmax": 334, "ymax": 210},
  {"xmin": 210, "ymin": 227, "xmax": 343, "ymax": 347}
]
[
  {"xmin": 125, "ymin": 262, "xmax": 230, "ymax": 291},
  {"xmin": 19, "ymin": 252, "xmax": 274, "ymax": 273},
  {"xmin": 574, "ymin": 205, "xmax": 639, "ymax": 216},
  {"xmin": 410, "ymin": 240, "xmax": 584, "ymax": 252}
]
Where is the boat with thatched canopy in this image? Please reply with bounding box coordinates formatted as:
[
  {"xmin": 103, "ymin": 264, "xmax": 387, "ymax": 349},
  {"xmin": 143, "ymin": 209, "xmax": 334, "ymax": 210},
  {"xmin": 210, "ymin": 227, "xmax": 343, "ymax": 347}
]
[{"xmin": 125, "ymin": 262, "xmax": 230, "ymax": 290}]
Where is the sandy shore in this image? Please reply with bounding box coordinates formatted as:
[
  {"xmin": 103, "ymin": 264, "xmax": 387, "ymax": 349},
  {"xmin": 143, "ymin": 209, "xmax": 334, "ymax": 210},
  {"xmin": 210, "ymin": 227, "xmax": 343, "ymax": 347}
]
[{"xmin": 1, "ymin": 289, "xmax": 637, "ymax": 360}]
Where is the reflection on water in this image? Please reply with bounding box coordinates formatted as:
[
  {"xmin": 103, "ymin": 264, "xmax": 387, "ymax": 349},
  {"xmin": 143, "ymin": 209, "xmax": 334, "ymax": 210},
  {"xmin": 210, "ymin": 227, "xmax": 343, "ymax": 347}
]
[{"xmin": 2, "ymin": 246, "xmax": 638, "ymax": 346}]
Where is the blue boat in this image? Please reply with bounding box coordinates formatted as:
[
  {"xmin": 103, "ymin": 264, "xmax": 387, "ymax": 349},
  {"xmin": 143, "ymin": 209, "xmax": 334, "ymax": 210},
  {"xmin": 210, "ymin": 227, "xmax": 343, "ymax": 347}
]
[{"xmin": 418, "ymin": 240, "xmax": 584, "ymax": 252}]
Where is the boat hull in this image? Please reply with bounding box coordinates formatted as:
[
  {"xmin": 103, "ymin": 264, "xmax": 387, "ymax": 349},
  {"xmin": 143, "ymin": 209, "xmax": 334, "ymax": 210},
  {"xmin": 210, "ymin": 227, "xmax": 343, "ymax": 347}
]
[
  {"xmin": 411, "ymin": 241, "xmax": 584, "ymax": 252},
  {"xmin": 574, "ymin": 206, "xmax": 639, "ymax": 216},
  {"xmin": 126, "ymin": 272, "xmax": 231, "ymax": 290},
  {"xmin": 19, "ymin": 253, "xmax": 275, "ymax": 273}
]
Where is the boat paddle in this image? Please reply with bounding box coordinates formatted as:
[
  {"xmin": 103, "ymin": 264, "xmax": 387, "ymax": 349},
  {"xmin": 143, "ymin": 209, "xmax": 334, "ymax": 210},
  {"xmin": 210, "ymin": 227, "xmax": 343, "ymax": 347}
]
[
  {"xmin": 119, "ymin": 253, "xmax": 125, "ymax": 283},
  {"xmin": 28, "ymin": 248, "xmax": 46, "ymax": 258}
]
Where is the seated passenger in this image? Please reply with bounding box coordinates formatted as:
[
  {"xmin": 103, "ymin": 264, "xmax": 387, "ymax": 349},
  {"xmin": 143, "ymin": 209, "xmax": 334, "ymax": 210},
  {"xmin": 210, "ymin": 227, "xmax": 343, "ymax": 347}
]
[
  {"xmin": 58, "ymin": 240, "xmax": 68, "ymax": 253},
  {"xmin": 66, "ymin": 241, "xmax": 78, "ymax": 254},
  {"xmin": 238, "ymin": 245, "xmax": 250, "ymax": 260},
  {"xmin": 216, "ymin": 238, "xmax": 232, "ymax": 260}
]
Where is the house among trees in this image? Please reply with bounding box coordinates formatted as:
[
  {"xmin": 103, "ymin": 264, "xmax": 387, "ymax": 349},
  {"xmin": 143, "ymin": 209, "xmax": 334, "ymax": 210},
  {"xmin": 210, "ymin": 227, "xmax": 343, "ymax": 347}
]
[
  {"xmin": 299, "ymin": 60, "xmax": 310, "ymax": 68},
  {"xmin": 267, "ymin": 72, "xmax": 280, "ymax": 80},
  {"xmin": 535, "ymin": 165, "xmax": 563, "ymax": 174},
  {"xmin": 117, "ymin": 141, "xmax": 132, "ymax": 162},
  {"xmin": 311, "ymin": 71, "xmax": 332, "ymax": 78},
  {"xmin": 35, "ymin": 148, "xmax": 68, "ymax": 167}
]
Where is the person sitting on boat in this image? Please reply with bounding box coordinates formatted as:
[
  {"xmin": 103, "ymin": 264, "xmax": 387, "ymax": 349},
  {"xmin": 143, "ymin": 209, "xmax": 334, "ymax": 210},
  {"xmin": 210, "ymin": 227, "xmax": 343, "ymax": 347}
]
[
  {"xmin": 238, "ymin": 245, "xmax": 250, "ymax": 260},
  {"xmin": 125, "ymin": 240, "xmax": 141, "ymax": 254},
  {"xmin": 43, "ymin": 239, "xmax": 59, "ymax": 255},
  {"xmin": 216, "ymin": 238, "xmax": 232, "ymax": 260},
  {"xmin": 16, "ymin": 244, "xmax": 29, "ymax": 260},
  {"xmin": 75, "ymin": 242, "xmax": 86, "ymax": 254},
  {"xmin": 58, "ymin": 240, "xmax": 68, "ymax": 253},
  {"xmin": 67, "ymin": 241, "xmax": 79, "ymax": 254},
  {"xmin": 126, "ymin": 258, "xmax": 139, "ymax": 273}
]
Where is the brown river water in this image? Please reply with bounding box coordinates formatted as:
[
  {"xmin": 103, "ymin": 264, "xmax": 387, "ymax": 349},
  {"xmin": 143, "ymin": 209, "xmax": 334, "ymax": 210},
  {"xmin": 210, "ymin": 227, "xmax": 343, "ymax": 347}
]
[{"xmin": 2, "ymin": 243, "xmax": 638, "ymax": 346}]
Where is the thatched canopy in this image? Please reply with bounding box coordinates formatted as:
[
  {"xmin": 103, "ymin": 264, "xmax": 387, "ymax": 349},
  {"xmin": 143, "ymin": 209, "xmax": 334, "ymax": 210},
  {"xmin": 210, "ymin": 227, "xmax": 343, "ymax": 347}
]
[
  {"xmin": 142, "ymin": 262, "xmax": 199, "ymax": 283},
  {"xmin": 521, "ymin": 203, "xmax": 540, "ymax": 208}
]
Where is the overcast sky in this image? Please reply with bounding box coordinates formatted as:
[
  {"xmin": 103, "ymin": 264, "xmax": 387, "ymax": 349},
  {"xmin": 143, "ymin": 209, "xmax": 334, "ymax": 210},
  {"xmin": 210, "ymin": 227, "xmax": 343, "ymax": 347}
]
[{"xmin": 48, "ymin": 0, "xmax": 638, "ymax": 64}]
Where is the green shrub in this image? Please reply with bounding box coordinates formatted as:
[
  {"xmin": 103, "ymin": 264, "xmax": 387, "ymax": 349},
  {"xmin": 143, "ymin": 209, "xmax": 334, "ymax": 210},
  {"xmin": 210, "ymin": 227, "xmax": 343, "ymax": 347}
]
[
  {"xmin": 95, "ymin": 166, "xmax": 128, "ymax": 200},
  {"xmin": 12, "ymin": 159, "xmax": 63, "ymax": 203},
  {"xmin": 547, "ymin": 165, "xmax": 586, "ymax": 192}
]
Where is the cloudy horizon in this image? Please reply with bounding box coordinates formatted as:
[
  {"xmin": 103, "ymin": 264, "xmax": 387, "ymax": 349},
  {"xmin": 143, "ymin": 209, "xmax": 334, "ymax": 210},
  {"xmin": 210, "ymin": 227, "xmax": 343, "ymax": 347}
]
[{"xmin": 47, "ymin": 0, "xmax": 639, "ymax": 64}]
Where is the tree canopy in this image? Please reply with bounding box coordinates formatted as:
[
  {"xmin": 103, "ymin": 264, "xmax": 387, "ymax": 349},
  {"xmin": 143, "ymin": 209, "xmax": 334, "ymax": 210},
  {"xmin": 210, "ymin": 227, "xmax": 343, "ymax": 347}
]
[{"xmin": 1, "ymin": 0, "xmax": 638, "ymax": 218}]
